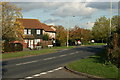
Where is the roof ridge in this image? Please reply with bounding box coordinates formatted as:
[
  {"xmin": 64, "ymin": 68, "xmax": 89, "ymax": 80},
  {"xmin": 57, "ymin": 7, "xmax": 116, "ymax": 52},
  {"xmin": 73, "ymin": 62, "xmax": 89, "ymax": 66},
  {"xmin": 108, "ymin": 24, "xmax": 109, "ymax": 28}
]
[{"xmin": 17, "ymin": 18, "xmax": 41, "ymax": 21}]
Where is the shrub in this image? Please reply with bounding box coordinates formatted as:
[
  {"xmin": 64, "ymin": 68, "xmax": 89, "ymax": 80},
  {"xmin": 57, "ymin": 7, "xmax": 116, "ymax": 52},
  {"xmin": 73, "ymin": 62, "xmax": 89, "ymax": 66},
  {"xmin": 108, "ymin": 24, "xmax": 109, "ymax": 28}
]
[
  {"xmin": 2, "ymin": 42, "xmax": 23, "ymax": 52},
  {"xmin": 55, "ymin": 39, "xmax": 61, "ymax": 46},
  {"xmin": 107, "ymin": 33, "xmax": 119, "ymax": 68}
]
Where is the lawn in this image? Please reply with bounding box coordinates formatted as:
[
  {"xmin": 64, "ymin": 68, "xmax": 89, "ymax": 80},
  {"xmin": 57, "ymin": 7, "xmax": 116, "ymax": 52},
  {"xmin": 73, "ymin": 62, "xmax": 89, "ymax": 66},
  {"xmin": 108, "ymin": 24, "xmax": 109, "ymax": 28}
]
[
  {"xmin": 1, "ymin": 46, "xmax": 75, "ymax": 60},
  {"xmin": 67, "ymin": 50, "xmax": 118, "ymax": 79},
  {"xmin": 50, "ymin": 46, "xmax": 76, "ymax": 49},
  {"xmin": 82, "ymin": 43, "xmax": 106, "ymax": 46}
]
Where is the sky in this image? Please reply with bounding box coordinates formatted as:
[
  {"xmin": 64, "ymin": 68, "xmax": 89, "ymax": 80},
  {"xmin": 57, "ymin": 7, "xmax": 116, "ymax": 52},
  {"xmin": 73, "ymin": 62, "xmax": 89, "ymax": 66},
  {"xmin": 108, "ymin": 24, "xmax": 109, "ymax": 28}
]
[{"xmin": 12, "ymin": 0, "xmax": 119, "ymax": 30}]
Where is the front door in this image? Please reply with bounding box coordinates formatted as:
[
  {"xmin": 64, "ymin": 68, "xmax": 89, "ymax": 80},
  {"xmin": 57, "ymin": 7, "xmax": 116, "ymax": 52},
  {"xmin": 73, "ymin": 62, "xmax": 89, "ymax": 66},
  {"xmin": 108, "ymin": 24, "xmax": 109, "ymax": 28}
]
[{"xmin": 28, "ymin": 40, "xmax": 34, "ymax": 49}]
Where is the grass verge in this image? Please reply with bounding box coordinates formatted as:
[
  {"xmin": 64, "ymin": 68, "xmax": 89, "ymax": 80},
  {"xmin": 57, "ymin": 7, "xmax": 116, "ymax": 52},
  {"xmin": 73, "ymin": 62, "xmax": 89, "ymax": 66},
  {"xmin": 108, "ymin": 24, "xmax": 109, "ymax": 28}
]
[
  {"xmin": 1, "ymin": 46, "xmax": 75, "ymax": 60},
  {"xmin": 82, "ymin": 43, "xmax": 106, "ymax": 46},
  {"xmin": 67, "ymin": 50, "xmax": 118, "ymax": 79}
]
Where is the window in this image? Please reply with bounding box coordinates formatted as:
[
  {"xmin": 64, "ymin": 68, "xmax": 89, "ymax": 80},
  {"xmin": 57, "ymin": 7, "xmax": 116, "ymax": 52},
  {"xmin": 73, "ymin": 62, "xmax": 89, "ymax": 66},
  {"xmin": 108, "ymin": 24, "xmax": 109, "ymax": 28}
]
[
  {"xmin": 24, "ymin": 29, "xmax": 27, "ymax": 34},
  {"xmin": 28, "ymin": 29, "xmax": 31, "ymax": 34},
  {"xmin": 34, "ymin": 39, "xmax": 40, "ymax": 44},
  {"xmin": 24, "ymin": 40, "xmax": 28, "ymax": 43},
  {"xmin": 36, "ymin": 30, "xmax": 41, "ymax": 34}
]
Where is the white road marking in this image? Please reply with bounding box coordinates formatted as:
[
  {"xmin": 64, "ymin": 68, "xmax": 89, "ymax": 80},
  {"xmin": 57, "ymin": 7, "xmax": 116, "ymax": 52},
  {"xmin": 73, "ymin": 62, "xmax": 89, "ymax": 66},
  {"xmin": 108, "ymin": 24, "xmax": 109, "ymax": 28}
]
[
  {"xmin": 75, "ymin": 51, "xmax": 79, "ymax": 53},
  {"xmin": 25, "ymin": 67, "xmax": 63, "ymax": 78},
  {"xmin": 69, "ymin": 53, "xmax": 75, "ymax": 55},
  {"xmin": 19, "ymin": 79, "xmax": 25, "ymax": 80},
  {"xmin": 33, "ymin": 74, "xmax": 41, "ymax": 77},
  {"xmin": 57, "ymin": 67, "xmax": 62, "ymax": 69},
  {"xmin": 16, "ymin": 60, "xmax": 38, "ymax": 66},
  {"xmin": 43, "ymin": 57, "xmax": 56, "ymax": 60},
  {"xmin": 59, "ymin": 49, "xmax": 68, "ymax": 52},
  {"xmin": 47, "ymin": 70, "xmax": 54, "ymax": 73},
  {"xmin": 69, "ymin": 51, "xmax": 79, "ymax": 55},
  {"xmin": 40, "ymin": 72, "xmax": 47, "ymax": 75},
  {"xmin": 25, "ymin": 76, "xmax": 33, "ymax": 79},
  {"xmin": 59, "ymin": 54, "xmax": 67, "ymax": 57},
  {"xmin": 15, "ymin": 51, "xmax": 80, "ymax": 66}
]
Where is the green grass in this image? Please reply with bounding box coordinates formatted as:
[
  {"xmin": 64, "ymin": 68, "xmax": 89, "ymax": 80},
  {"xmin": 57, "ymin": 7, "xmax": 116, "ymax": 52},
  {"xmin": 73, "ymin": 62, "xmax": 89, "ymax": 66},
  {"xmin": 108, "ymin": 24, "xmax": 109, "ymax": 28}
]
[
  {"xmin": 67, "ymin": 51, "xmax": 118, "ymax": 79},
  {"xmin": 50, "ymin": 46, "xmax": 76, "ymax": 49},
  {"xmin": 82, "ymin": 43, "xmax": 106, "ymax": 46},
  {"xmin": 1, "ymin": 46, "xmax": 75, "ymax": 60},
  {"xmin": 1, "ymin": 49, "xmax": 57, "ymax": 60}
]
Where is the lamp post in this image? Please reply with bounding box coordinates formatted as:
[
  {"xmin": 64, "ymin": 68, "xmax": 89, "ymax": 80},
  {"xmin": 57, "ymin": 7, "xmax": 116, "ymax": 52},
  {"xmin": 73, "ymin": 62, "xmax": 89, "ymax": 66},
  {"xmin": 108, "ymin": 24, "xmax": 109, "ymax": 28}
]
[
  {"xmin": 110, "ymin": 0, "xmax": 112, "ymax": 36},
  {"xmin": 66, "ymin": 16, "xmax": 76, "ymax": 47},
  {"xmin": 67, "ymin": 16, "xmax": 69, "ymax": 47}
]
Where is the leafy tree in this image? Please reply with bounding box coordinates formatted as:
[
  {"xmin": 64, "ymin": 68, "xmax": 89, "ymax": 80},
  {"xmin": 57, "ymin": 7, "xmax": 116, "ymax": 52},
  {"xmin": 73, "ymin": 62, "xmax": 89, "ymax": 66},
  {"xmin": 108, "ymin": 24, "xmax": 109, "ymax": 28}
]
[
  {"xmin": 92, "ymin": 16, "xmax": 115, "ymax": 43},
  {"xmin": 69, "ymin": 26, "xmax": 92, "ymax": 43},
  {"xmin": 1, "ymin": 2, "xmax": 23, "ymax": 41},
  {"xmin": 42, "ymin": 34, "xmax": 49, "ymax": 41},
  {"xmin": 107, "ymin": 16, "xmax": 120, "ymax": 67},
  {"xmin": 54, "ymin": 25, "xmax": 67, "ymax": 46}
]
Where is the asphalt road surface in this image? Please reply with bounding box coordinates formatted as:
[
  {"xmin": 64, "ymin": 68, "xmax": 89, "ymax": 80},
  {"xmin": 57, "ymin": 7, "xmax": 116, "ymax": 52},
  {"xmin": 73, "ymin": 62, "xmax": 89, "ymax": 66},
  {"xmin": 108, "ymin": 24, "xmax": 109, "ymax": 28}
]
[{"xmin": 1, "ymin": 45, "xmax": 105, "ymax": 79}]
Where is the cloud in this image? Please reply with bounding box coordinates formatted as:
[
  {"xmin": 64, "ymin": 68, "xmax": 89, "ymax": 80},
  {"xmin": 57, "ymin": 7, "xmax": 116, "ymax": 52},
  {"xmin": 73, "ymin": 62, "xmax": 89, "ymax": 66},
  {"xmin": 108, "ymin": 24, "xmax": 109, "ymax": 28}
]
[
  {"xmin": 86, "ymin": 2, "xmax": 118, "ymax": 10},
  {"xmin": 14, "ymin": 2, "xmax": 97, "ymax": 19},
  {"xmin": 14, "ymin": 2, "xmax": 118, "ymax": 19},
  {"xmin": 44, "ymin": 18, "xmax": 60, "ymax": 23},
  {"xmin": 14, "ymin": 2, "xmax": 64, "ymax": 12},
  {"xmin": 51, "ymin": 2, "xmax": 97, "ymax": 18},
  {"xmin": 81, "ymin": 21, "xmax": 94, "ymax": 29}
]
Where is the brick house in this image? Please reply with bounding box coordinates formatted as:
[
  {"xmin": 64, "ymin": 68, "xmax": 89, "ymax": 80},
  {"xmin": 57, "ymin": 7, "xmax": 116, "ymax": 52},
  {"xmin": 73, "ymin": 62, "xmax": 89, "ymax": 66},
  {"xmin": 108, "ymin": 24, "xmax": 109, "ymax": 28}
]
[{"xmin": 16, "ymin": 18, "xmax": 56, "ymax": 49}]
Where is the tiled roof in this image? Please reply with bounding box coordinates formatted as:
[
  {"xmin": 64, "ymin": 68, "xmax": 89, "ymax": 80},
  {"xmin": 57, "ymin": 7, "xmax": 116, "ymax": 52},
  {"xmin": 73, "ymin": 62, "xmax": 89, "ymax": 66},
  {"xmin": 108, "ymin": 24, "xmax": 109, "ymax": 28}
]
[
  {"xmin": 17, "ymin": 18, "xmax": 43, "ymax": 29},
  {"xmin": 41, "ymin": 23, "xmax": 56, "ymax": 32},
  {"xmin": 17, "ymin": 18, "xmax": 56, "ymax": 32}
]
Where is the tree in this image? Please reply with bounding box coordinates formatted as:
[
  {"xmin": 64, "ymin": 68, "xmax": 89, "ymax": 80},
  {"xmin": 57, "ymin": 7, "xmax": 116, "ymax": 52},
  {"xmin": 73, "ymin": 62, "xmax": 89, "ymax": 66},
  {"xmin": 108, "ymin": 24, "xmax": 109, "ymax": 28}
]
[
  {"xmin": 92, "ymin": 16, "xmax": 115, "ymax": 43},
  {"xmin": 1, "ymin": 2, "xmax": 23, "ymax": 41},
  {"xmin": 69, "ymin": 26, "xmax": 92, "ymax": 43},
  {"xmin": 42, "ymin": 34, "xmax": 49, "ymax": 41},
  {"xmin": 54, "ymin": 25, "xmax": 67, "ymax": 46},
  {"xmin": 107, "ymin": 16, "xmax": 120, "ymax": 67}
]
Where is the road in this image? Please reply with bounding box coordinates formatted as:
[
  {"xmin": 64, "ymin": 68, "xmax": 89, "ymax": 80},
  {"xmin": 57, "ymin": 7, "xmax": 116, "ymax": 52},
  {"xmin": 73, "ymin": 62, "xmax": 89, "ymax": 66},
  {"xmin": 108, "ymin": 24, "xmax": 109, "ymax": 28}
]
[{"xmin": 1, "ymin": 45, "xmax": 105, "ymax": 79}]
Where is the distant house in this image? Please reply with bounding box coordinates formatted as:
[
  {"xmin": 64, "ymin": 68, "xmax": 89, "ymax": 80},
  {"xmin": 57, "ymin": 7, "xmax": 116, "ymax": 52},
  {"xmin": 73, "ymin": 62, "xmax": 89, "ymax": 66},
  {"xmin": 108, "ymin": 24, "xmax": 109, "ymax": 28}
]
[
  {"xmin": 16, "ymin": 18, "xmax": 56, "ymax": 49},
  {"xmin": 41, "ymin": 23, "xmax": 56, "ymax": 39}
]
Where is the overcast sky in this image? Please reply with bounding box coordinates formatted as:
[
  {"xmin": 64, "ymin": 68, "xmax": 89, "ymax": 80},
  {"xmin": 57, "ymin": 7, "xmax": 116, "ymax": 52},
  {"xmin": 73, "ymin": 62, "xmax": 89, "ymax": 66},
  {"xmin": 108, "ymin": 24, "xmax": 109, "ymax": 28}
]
[{"xmin": 13, "ymin": 1, "xmax": 119, "ymax": 29}]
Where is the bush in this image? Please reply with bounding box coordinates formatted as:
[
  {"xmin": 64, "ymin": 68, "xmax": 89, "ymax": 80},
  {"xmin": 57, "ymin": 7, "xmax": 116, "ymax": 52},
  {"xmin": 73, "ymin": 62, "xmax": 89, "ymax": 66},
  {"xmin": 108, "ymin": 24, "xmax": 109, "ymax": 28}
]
[
  {"xmin": 55, "ymin": 39, "xmax": 61, "ymax": 46},
  {"xmin": 107, "ymin": 33, "xmax": 120, "ymax": 68},
  {"xmin": 2, "ymin": 42, "xmax": 23, "ymax": 52},
  {"xmin": 108, "ymin": 48, "xmax": 120, "ymax": 68}
]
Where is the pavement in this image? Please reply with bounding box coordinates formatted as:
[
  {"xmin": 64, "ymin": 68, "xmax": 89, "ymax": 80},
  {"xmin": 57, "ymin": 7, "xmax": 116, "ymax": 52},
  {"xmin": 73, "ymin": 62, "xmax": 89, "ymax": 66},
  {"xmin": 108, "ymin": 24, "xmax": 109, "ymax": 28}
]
[{"xmin": 1, "ymin": 45, "xmax": 105, "ymax": 79}]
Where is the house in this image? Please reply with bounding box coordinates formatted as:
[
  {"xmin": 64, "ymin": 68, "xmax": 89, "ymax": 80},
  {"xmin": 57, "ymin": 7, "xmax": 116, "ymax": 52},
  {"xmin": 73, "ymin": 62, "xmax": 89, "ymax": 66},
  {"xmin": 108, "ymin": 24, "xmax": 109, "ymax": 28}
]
[
  {"xmin": 41, "ymin": 23, "xmax": 56, "ymax": 39},
  {"xmin": 16, "ymin": 18, "xmax": 56, "ymax": 49}
]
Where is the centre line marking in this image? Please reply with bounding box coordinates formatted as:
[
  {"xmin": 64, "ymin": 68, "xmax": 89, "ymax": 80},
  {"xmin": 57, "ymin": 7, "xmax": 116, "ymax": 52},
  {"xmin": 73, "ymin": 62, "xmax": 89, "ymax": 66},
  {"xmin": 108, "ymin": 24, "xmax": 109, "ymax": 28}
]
[
  {"xmin": 16, "ymin": 60, "xmax": 38, "ymax": 66},
  {"xmin": 69, "ymin": 53, "xmax": 75, "ymax": 55},
  {"xmin": 43, "ymin": 57, "xmax": 56, "ymax": 60},
  {"xmin": 59, "ymin": 54, "xmax": 67, "ymax": 57}
]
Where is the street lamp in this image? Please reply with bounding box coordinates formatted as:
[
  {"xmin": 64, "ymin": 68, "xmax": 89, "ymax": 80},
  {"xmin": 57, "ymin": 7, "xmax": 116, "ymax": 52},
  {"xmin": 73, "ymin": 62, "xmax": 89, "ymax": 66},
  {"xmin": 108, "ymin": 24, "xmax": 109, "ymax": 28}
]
[
  {"xmin": 67, "ymin": 16, "xmax": 69, "ymax": 47},
  {"xmin": 110, "ymin": 0, "xmax": 112, "ymax": 36},
  {"xmin": 66, "ymin": 16, "xmax": 76, "ymax": 47}
]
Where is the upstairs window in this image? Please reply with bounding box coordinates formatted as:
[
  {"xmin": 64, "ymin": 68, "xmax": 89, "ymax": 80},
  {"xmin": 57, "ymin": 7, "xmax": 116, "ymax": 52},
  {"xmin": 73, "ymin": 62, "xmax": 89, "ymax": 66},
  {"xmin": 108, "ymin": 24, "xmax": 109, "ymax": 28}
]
[
  {"xmin": 24, "ymin": 29, "xmax": 27, "ymax": 34},
  {"xmin": 36, "ymin": 29, "xmax": 41, "ymax": 34},
  {"xmin": 28, "ymin": 29, "xmax": 31, "ymax": 34}
]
